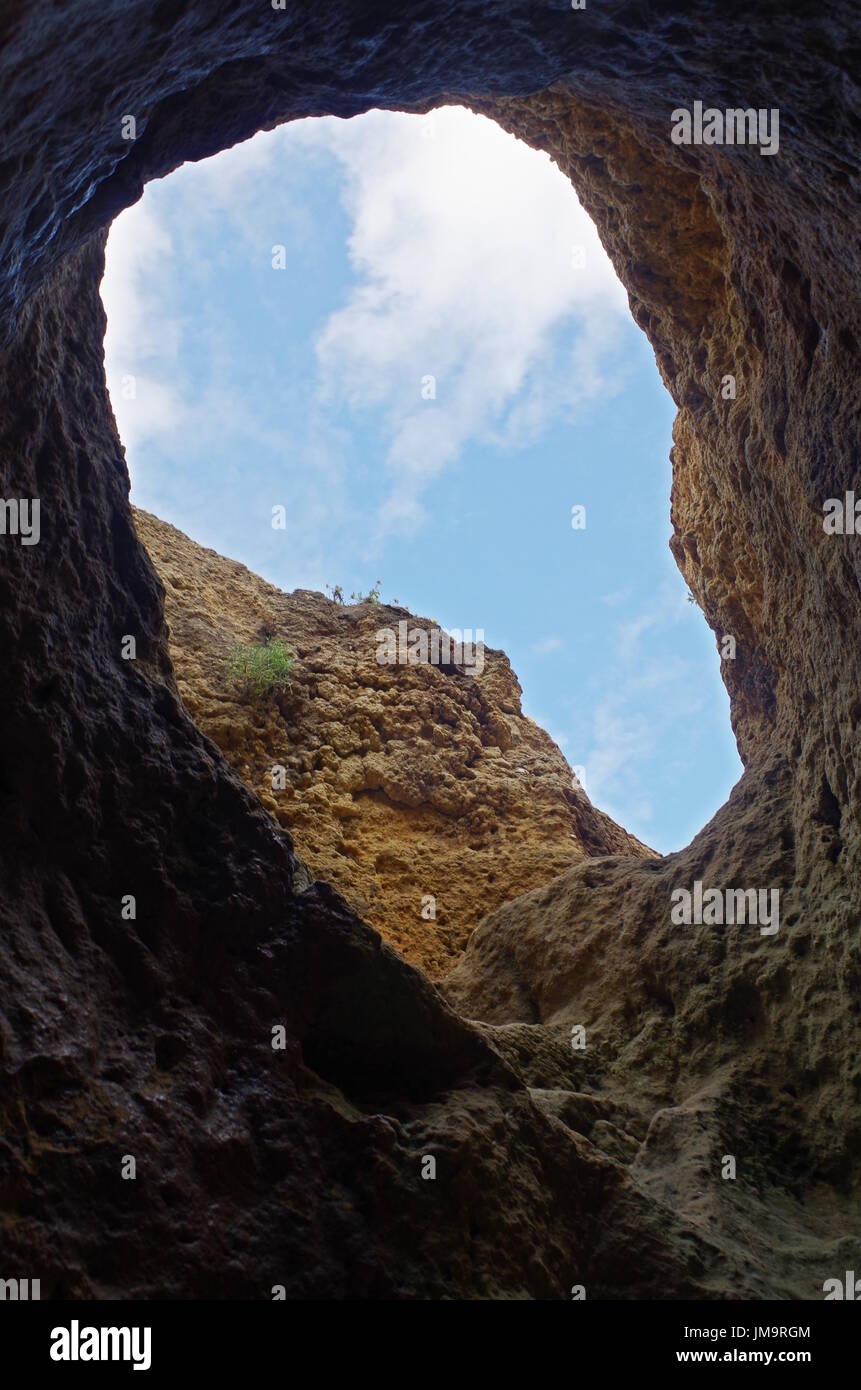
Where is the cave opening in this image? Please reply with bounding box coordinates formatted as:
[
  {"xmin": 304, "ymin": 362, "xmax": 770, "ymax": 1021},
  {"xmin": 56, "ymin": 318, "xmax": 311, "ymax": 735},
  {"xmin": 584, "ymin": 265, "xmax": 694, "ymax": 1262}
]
[
  {"xmin": 99, "ymin": 105, "xmax": 741, "ymax": 976},
  {"xmin": 2, "ymin": 1, "xmax": 857, "ymax": 1306}
]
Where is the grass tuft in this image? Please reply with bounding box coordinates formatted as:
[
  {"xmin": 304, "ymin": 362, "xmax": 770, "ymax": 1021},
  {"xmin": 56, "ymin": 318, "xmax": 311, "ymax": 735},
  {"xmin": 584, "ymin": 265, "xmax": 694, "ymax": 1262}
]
[{"xmin": 227, "ymin": 637, "xmax": 294, "ymax": 696}]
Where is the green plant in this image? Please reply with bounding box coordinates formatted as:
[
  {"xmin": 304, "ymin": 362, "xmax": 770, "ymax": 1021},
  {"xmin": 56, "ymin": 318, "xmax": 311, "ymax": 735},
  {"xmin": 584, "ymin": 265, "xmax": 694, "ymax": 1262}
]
[
  {"xmin": 228, "ymin": 637, "xmax": 295, "ymax": 695},
  {"xmin": 350, "ymin": 578, "xmax": 382, "ymax": 604},
  {"xmin": 328, "ymin": 579, "xmax": 393, "ymax": 605}
]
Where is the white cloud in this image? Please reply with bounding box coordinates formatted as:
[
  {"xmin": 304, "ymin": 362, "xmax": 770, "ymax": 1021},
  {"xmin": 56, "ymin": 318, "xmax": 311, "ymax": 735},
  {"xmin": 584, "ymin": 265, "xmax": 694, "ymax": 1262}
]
[
  {"xmin": 601, "ymin": 587, "xmax": 632, "ymax": 608},
  {"xmin": 615, "ymin": 584, "xmax": 690, "ymax": 660},
  {"xmin": 587, "ymin": 704, "xmax": 656, "ymax": 799},
  {"xmin": 101, "ymin": 106, "xmax": 631, "ymax": 559},
  {"xmin": 579, "ymin": 583, "xmax": 716, "ymax": 827},
  {"xmin": 298, "ymin": 106, "xmax": 630, "ymax": 541},
  {"xmin": 531, "ymin": 636, "xmax": 564, "ymax": 655},
  {"xmin": 101, "ymin": 199, "xmax": 186, "ymax": 461}
]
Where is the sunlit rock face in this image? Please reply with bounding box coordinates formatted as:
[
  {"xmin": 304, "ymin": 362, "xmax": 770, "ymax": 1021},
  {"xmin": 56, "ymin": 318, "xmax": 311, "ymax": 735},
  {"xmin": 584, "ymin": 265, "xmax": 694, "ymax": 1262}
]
[
  {"xmin": 134, "ymin": 508, "xmax": 654, "ymax": 982},
  {"xmin": 0, "ymin": 2, "xmax": 859, "ymax": 1298}
]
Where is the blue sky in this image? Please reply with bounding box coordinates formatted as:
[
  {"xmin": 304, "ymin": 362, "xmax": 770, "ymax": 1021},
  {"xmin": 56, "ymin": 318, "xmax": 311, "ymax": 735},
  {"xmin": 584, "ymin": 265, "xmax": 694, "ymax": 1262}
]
[{"xmin": 101, "ymin": 106, "xmax": 742, "ymax": 852}]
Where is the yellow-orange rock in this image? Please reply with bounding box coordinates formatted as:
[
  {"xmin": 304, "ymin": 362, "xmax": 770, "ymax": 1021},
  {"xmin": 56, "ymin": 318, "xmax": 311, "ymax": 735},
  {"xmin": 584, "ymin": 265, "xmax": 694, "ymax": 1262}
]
[{"xmin": 134, "ymin": 507, "xmax": 653, "ymax": 978}]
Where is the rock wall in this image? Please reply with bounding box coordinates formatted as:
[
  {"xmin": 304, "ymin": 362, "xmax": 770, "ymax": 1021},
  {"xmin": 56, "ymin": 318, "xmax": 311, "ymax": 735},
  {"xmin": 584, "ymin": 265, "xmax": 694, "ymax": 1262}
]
[
  {"xmin": 134, "ymin": 508, "xmax": 653, "ymax": 979},
  {"xmin": 0, "ymin": 1, "xmax": 859, "ymax": 1299}
]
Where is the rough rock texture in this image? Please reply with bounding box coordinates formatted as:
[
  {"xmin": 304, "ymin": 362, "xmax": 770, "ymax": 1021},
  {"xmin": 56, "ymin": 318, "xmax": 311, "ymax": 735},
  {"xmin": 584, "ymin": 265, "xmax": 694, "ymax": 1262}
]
[
  {"xmin": 134, "ymin": 508, "xmax": 653, "ymax": 979},
  {"xmin": 0, "ymin": 2, "xmax": 860, "ymax": 1299}
]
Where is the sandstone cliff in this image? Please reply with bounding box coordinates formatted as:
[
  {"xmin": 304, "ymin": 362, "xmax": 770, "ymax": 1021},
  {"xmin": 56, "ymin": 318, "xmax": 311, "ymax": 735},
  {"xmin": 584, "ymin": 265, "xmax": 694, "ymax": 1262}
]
[
  {"xmin": 1, "ymin": 0, "xmax": 859, "ymax": 1303},
  {"xmin": 134, "ymin": 508, "xmax": 653, "ymax": 979}
]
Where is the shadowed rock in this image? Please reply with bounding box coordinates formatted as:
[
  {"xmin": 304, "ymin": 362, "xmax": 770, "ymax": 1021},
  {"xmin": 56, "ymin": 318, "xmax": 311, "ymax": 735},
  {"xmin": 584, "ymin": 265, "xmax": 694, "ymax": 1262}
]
[{"xmin": 0, "ymin": 0, "xmax": 859, "ymax": 1299}]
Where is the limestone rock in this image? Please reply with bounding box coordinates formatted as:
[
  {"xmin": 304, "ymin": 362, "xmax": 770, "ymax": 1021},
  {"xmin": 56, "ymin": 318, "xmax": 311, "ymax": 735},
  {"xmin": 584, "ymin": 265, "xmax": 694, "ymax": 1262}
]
[
  {"xmin": 134, "ymin": 508, "xmax": 653, "ymax": 979},
  {"xmin": 0, "ymin": 0, "xmax": 859, "ymax": 1301}
]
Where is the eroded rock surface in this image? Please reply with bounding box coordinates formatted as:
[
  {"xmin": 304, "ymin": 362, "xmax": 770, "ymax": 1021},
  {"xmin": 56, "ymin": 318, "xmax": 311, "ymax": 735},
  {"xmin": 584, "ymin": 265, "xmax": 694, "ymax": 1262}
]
[
  {"xmin": 0, "ymin": 1, "xmax": 859, "ymax": 1300},
  {"xmin": 134, "ymin": 508, "xmax": 652, "ymax": 979}
]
